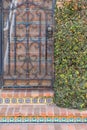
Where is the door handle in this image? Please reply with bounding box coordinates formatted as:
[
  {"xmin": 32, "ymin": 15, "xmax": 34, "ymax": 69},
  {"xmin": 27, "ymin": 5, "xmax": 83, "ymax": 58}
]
[{"xmin": 47, "ymin": 25, "xmax": 53, "ymax": 38}]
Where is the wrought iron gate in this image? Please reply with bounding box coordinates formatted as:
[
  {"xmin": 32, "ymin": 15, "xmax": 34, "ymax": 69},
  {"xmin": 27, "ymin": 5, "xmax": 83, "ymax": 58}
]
[{"xmin": 0, "ymin": 0, "xmax": 55, "ymax": 89}]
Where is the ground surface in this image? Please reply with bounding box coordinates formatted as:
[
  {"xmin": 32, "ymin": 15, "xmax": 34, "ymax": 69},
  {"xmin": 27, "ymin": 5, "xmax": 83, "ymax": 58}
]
[{"xmin": 0, "ymin": 123, "xmax": 87, "ymax": 130}]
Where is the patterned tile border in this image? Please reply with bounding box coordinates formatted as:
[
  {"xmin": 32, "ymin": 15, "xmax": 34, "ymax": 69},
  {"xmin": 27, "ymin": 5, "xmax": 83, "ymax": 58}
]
[
  {"xmin": 0, "ymin": 97, "xmax": 53, "ymax": 104},
  {"xmin": 0, "ymin": 116, "xmax": 87, "ymax": 123}
]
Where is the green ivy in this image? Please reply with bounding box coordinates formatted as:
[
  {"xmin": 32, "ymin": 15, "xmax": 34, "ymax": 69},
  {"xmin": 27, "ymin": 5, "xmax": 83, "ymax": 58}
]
[{"xmin": 54, "ymin": 0, "xmax": 87, "ymax": 109}]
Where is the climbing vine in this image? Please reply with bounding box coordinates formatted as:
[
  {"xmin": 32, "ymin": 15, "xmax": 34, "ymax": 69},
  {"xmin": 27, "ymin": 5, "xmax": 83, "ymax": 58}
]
[{"xmin": 54, "ymin": 0, "xmax": 87, "ymax": 109}]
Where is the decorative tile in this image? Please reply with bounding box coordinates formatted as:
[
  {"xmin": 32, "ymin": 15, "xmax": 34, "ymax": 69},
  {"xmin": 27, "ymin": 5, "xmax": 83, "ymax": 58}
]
[
  {"xmin": 25, "ymin": 98, "xmax": 31, "ymax": 103},
  {"xmin": 9, "ymin": 117, "xmax": 15, "ymax": 122},
  {"xmin": 32, "ymin": 98, "xmax": 38, "ymax": 103},
  {"xmin": 5, "ymin": 98, "xmax": 10, "ymax": 103},
  {"xmin": 0, "ymin": 116, "xmax": 86, "ymax": 123},
  {"xmin": 75, "ymin": 117, "xmax": 83, "ymax": 122},
  {"xmin": 39, "ymin": 98, "xmax": 45, "ymax": 103},
  {"xmin": 1, "ymin": 117, "xmax": 7, "ymax": 122},
  {"xmin": 16, "ymin": 117, "xmax": 22, "ymax": 122},
  {"xmin": 12, "ymin": 98, "xmax": 17, "ymax": 103},
  {"xmin": 24, "ymin": 118, "xmax": 30, "ymax": 122},
  {"xmin": 18, "ymin": 98, "xmax": 24, "ymax": 103},
  {"xmin": 83, "ymin": 118, "xmax": 87, "ymax": 122},
  {"xmin": 0, "ymin": 97, "xmax": 53, "ymax": 104},
  {"xmin": 0, "ymin": 98, "xmax": 3, "ymax": 104},
  {"xmin": 46, "ymin": 97, "xmax": 53, "ymax": 103},
  {"xmin": 68, "ymin": 118, "xmax": 74, "ymax": 122}
]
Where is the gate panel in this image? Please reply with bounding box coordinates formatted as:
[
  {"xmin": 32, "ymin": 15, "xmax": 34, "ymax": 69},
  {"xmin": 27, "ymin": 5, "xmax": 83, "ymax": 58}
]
[{"xmin": 2, "ymin": 0, "xmax": 55, "ymax": 88}]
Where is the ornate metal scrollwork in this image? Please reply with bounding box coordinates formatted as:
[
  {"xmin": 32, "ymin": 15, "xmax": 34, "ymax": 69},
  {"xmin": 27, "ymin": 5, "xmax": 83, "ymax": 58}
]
[{"xmin": 2, "ymin": 0, "xmax": 55, "ymax": 88}]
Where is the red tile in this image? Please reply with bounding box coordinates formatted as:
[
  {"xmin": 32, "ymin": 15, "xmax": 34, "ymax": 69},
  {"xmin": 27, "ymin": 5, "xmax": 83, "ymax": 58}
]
[
  {"xmin": 7, "ymin": 108, "xmax": 14, "ymax": 116},
  {"xmin": 60, "ymin": 124, "xmax": 75, "ymax": 130},
  {"xmin": 31, "ymin": 91, "xmax": 39, "ymax": 97},
  {"xmin": 27, "ymin": 107, "xmax": 33, "ymax": 116},
  {"xmin": 41, "ymin": 107, "xmax": 46, "ymax": 116},
  {"xmin": 1, "ymin": 92, "xmax": 7, "ymax": 98},
  {"xmin": 0, "ymin": 124, "xmax": 21, "ymax": 130},
  {"xmin": 47, "ymin": 107, "xmax": 54, "ymax": 116},
  {"xmin": 26, "ymin": 91, "xmax": 31, "ymax": 97},
  {"xmin": 20, "ymin": 124, "xmax": 28, "ymax": 130},
  {"xmin": 13, "ymin": 92, "xmax": 19, "ymax": 98},
  {"xmin": 67, "ymin": 124, "xmax": 76, "ymax": 130},
  {"xmin": 40, "ymin": 124, "xmax": 49, "ymax": 130},
  {"xmin": 34, "ymin": 124, "xmax": 41, "ymax": 130},
  {"xmin": 0, "ymin": 107, "xmax": 7, "ymax": 116},
  {"xmin": 54, "ymin": 124, "xmax": 62, "ymax": 130},
  {"xmin": 67, "ymin": 110, "xmax": 75, "ymax": 116},
  {"xmin": 49, "ymin": 124, "xmax": 55, "ymax": 130},
  {"xmin": 14, "ymin": 107, "xmax": 21, "ymax": 116},
  {"xmin": 34, "ymin": 108, "xmax": 40, "ymax": 115},
  {"xmin": 19, "ymin": 91, "xmax": 26, "ymax": 98},
  {"xmin": 39, "ymin": 90, "xmax": 44, "ymax": 96},
  {"xmin": 75, "ymin": 124, "xmax": 87, "ymax": 130},
  {"xmin": 54, "ymin": 106, "xmax": 60, "ymax": 115},
  {"xmin": 60, "ymin": 108, "xmax": 67, "ymax": 116},
  {"xmin": 28, "ymin": 124, "xmax": 34, "ymax": 130}
]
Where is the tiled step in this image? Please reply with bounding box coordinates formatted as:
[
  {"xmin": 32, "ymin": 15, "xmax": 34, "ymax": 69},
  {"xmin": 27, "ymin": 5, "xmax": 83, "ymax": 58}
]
[
  {"xmin": 0, "ymin": 90, "xmax": 86, "ymax": 123},
  {"xmin": 0, "ymin": 104, "xmax": 86, "ymax": 123},
  {"xmin": 0, "ymin": 89, "xmax": 54, "ymax": 105}
]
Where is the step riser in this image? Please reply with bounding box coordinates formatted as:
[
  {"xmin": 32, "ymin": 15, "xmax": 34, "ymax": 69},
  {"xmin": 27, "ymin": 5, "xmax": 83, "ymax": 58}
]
[
  {"xmin": 0, "ymin": 89, "xmax": 54, "ymax": 105},
  {"xmin": 0, "ymin": 90, "xmax": 54, "ymax": 97},
  {"xmin": 3, "ymin": 80, "xmax": 52, "ymax": 87},
  {"xmin": 0, "ymin": 97, "xmax": 53, "ymax": 105}
]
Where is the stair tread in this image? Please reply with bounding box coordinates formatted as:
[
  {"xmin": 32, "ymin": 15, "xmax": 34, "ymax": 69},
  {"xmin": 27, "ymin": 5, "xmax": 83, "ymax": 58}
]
[{"xmin": 0, "ymin": 104, "xmax": 86, "ymax": 117}]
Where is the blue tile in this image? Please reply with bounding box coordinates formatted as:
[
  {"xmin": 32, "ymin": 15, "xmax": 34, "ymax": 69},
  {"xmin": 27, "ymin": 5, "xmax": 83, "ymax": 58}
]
[
  {"xmin": 46, "ymin": 98, "xmax": 53, "ymax": 103},
  {"xmin": 25, "ymin": 98, "xmax": 31, "ymax": 103},
  {"xmin": 32, "ymin": 98, "xmax": 38, "ymax": 103},
  {"xmin": 18, "ymin": 98, "xmax": 24, "ymax": 103},
  {"xmin": 5, "ymin": 98, "xmax": 10, "ymax": 103},
  {"xmin": 12, "ymin": 98, "xmax": 17, "ymax": 103},
  {"xmin": 0, "ymin": 98, "xmax": 3, "ymax": 104},
  {"xmin": 39, "ymin": 98, "xmax": 45, "ymax": 103}
]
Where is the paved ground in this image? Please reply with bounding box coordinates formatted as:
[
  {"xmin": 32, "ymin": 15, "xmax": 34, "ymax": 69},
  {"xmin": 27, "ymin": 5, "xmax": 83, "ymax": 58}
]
[{"xmin": 0, "ymin": 123, "xmax": 87, "ymax": 130}]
